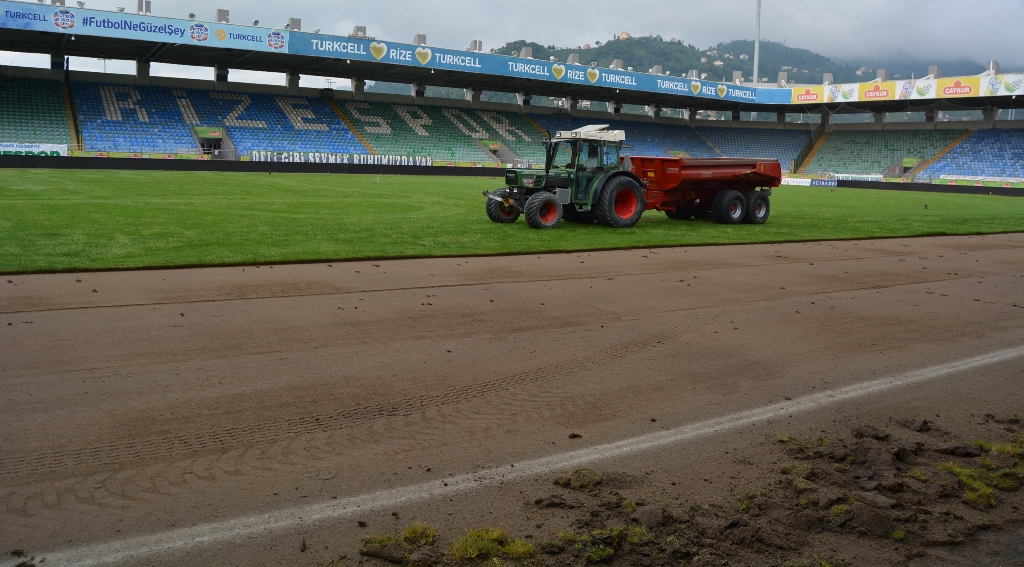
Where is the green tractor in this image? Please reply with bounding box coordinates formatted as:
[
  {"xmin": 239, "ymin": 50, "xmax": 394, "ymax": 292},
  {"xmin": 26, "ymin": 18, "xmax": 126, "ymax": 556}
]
[{"xmin": 483, "ymin": 125, "xmax": 645, "ymax": 229}]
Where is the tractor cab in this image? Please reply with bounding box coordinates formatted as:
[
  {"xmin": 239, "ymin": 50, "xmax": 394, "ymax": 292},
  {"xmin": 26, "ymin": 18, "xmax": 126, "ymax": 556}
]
[{"xmin": 485, "ymin": 125, "xmax": 643, "ymax": 229}]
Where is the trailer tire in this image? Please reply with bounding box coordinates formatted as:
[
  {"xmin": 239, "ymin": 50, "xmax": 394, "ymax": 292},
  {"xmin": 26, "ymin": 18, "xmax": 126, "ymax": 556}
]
[
  {"xmin": 665, "ymin": 207, "xmax": 694, "ymax": 220},
  {"xmin": 745, "ymin": 192, "xmax": 770, "ymax": 224},
  {"xmin": 562, "ymin": 206, "xmax": 596, "ymax": 224},
  {"xmin": 595, "ymin": 176, "xmax": 645, "ymax": 228},
  {"xmin": 524, "ymin": 191, "xmax": 562, "ymax": 229},
  {"xmin": 712, "ymin": 190, "xmax": 746, "ymax": 224},
  {"xmin": 486, "ymin": 189, "xmax": 520, "ymax": 223}
]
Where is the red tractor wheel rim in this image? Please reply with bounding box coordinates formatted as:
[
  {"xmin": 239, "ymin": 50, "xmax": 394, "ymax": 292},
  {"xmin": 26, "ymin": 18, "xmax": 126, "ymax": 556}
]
[
  {"xmin": 614, "ymin": 189, "xmax": 638, "ymax": 219},
  {"xmin": 539, "ymin": 201, "xmax": 558, "ymax": 224}
]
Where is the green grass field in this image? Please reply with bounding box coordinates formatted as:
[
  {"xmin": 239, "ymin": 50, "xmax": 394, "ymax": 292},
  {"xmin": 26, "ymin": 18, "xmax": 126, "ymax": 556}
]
[{"xmin": 1, "ymin": 169, "xmax": 1022, "ymax": 273}]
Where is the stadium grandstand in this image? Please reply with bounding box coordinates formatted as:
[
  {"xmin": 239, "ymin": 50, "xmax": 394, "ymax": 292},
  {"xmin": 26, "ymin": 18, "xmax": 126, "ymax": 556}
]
[
  {"xmin": 801, "ymin": 129, "xmax": 967, "ymax": 176},
  {"xmin": 918, "ymin": 129, "xmax": 1024, "ymax": 180},
  {"xmin": 2, "ymin": 69, "xmax": 1024, "ymax": 183},
  {"xmin": 0, "ymin": 76, "xmax": 74, "ymax": 147}
]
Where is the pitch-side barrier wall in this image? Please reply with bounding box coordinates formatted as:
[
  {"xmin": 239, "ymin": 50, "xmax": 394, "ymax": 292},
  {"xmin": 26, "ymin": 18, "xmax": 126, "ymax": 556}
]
[
  {"xmin": 4, "ymin": 156, "xmax": 1022, "ymax": 196},
  {"xmin": 0, "ymin": 155, "xmax": 500, "ymax": 176}
]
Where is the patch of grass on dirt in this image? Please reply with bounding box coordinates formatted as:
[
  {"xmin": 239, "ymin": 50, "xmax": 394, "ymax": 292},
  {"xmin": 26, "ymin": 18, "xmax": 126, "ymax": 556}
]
[
  {"xmin": 624, "ymin": 525, "xmax": 653, "ymax": 544},
  {"xmin": 905, "ymin": 469, "xmax": 929, "ymax": 482},
  {"xmin": 937, "ymin": 462, "xmax": 999, "ymax": 507},
  {"xmin": 447, "ymin": 527, "xmax": 534, "ymax": 562},
  {"xmin": 4, "ymin": 170, "xmax": 1024, "ymax": 273},
  {"xmin": 401, "ymin": 522, "xmax": 438, "ymax": 547},
  {"xmin": 362, "ymin": 534, "xmax": 397, "ymax": 547},
  {"xmin": 889, "ymin": 528, "xmax": 908, "ymax": 542},
  {"xmin": 554, "ymin": 468, "xmax": 602, "ymax": 491}
]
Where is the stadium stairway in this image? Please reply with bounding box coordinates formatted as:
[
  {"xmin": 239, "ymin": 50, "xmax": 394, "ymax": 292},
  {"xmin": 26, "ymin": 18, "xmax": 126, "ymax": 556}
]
[
  {"xmin": 0, "ymin": 77, "xmax": 74, "ymax": 146},
  {"xmin": 803, "ymin": 129, "xmax": 967, "ymax": 176},
  {"xmin": 905, "ymin": 131, "xmax": 973, "ymax": 178},
  {"xmin": 72, "ymin": 82, "xmax": 366, "ymax": 155},
  {"xmin": 796, "ymin": 133, "xmax": 828, "ymax": 174},
  {"xmin": 917, "ymin": 129, "xmax": 1024, "ymax": 180}
]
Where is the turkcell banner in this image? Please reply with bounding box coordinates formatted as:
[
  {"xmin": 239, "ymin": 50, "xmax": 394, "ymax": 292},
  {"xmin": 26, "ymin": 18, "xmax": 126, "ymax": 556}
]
[
  {"xmin": 0, "ymin": 142, "xmax": 67, "ymax": 156},
  {"xmin": 249, "ymin": 151, "xmax": 433, "ymax": 166},
  {"xmin": 288, "ymin": 31, "xmax": 792, "ymax": 105},
  {"xmin": 0, "ymin": 0, "xmax": 288, "ymax": 52}
]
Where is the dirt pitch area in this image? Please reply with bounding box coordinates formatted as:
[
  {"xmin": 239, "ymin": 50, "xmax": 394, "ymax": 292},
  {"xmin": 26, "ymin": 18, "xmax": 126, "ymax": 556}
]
[{"xmin": 2, "ymin": 234, "xmax": 1024, "ymax": 566}]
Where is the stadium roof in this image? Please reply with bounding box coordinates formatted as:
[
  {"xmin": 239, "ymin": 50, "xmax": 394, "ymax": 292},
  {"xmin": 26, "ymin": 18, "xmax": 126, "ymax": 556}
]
[{"xmin": 2, "ymin": 0, "xmax": 1022, "ymax": 113}]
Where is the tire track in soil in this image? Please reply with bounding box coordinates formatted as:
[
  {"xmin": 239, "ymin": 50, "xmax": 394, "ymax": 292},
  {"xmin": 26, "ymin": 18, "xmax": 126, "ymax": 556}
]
[{"xmin": 1, "ymin": 313, "xmax": 716, "ymax": 479}]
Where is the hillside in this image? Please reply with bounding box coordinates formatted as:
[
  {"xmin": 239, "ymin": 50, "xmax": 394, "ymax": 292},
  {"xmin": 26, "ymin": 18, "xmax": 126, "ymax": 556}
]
[{"xmin": 492, "ymin": 36, "xmax": 990, "ymax": 85}]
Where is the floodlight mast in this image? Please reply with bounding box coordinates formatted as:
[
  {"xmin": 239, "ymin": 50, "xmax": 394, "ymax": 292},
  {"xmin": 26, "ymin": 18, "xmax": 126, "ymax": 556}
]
[{"xmin": 753, "ymin": 0, "xmax": 761, "ymax": 85}]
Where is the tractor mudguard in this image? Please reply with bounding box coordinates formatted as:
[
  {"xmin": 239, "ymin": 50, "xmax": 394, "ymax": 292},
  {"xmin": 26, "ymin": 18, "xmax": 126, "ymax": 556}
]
[{"xmin": 588, "ymin": 171, "xmax": 644, "ymax": 208}]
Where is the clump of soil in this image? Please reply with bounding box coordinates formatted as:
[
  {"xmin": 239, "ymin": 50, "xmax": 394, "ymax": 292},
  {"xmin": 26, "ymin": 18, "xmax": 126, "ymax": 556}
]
[{"xmin": 352, "ymin": 424, "xmax": 1024, "ymax": 567}]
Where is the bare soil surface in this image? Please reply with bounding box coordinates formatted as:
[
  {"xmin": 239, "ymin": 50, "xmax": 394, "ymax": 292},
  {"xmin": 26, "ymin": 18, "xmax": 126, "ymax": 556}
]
[{"xmin": 2, "ymin": 234, "xmax": 1024, "ymax": 566}]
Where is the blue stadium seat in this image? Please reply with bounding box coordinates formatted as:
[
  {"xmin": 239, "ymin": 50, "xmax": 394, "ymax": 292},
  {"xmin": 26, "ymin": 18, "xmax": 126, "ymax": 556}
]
[
  {"xmin": 919, "ymin": 129, "xmax": 1024, "ymax": 179},
  {"xmin": 73, "ymin": 82, "xmax": 366, "ymax": 155}
]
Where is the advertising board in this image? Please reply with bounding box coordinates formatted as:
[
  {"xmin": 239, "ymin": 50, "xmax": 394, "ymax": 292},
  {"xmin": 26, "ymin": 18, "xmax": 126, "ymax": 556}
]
[{"xmin": 0, "ymin": 142, "xmax": 67, "ymax": 155}]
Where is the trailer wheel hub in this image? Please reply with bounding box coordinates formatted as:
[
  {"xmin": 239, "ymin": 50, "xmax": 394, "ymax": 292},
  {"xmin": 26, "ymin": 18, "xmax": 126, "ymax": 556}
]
[{"xmin": 613, "ymin": 189, "xmax": 638, "ymax": 219}]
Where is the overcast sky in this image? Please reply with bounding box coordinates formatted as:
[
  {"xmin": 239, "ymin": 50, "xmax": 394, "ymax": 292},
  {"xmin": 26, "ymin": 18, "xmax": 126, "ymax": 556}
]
[{"xmin": 3, "ymin": 0, "xmax": 1022, "ymax": 85}]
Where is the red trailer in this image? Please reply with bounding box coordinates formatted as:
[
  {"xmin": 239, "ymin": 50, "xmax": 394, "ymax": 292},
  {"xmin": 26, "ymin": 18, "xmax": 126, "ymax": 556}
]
[{"xmin": 628, "ymin": 156, "xmax": 782, "ymax": 224}]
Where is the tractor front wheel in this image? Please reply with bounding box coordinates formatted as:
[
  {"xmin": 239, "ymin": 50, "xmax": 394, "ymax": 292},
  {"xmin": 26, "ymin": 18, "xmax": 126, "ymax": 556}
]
[
  {"xmin": 595, "ymin": 177, "xmax": 645, "ymax": 228},
  {"xmin": 486, "ymin": 189, "xmax": 521, "ymax": 223},
  {"xmin": 524, "ymin": 192, "xmax": 562, "ymax": 229}
]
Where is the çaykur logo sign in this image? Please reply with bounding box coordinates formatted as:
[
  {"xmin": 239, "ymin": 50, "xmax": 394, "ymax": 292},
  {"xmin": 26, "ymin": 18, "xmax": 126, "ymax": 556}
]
[
  {"xmin": 53, "ymin": 8, "xmax": 74, "ymax": 30},
  {"xmin": 863, "ymin": 84, "xmax": 891, "ymax": 99},
  {"xmin": 796, "ymin": 88, "xmax": 820, "ymax": 102},
  {"xmin": 942, "ymin": 80, "xmax": 973, "ymax": 96}
]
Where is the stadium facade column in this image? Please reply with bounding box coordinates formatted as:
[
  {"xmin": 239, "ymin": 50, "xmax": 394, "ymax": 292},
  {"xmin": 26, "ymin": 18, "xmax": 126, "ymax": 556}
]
[
  {"xmin": 873, "ymin": 111, "xmax": 886, "ymax": 129},
  {"xmin": 352, "ymin": 79, "xmax": 365, "ymax": 101},
  {"xmin": 49, "ymin": 52, "xmax": 64, "ymax": 81},
  {"xmin": 609, "ymin": 101, "xmax": 621, "ymax": 117},
  {"xmin": 412, "ymin": 82, "xmax": 426, "ymax": 101},
  {"xmin": 286, "ymin": 70, "xmax": 300, "ymax": 95},
  {"xmin": 215, "ymin": 64, "xmax": 229, "ymax": 91},
  {"xmin": 731, "ymin": 110, "xmax": 741, "ymax": 122},
  {"xmin": 467, "ymin": 87, "xmax": 482, "ymax": 108},
  {"xmin": 776, "ymin": 112, "xmax": 785, "ymax": 125},
  {"xmin": 686, "ymin": 108, "xmax": 696, "ymax": 127},
  {"xmin": 925, "ymin": 109, "xmax": 937, "ymax": 123},
  {"xmin": 136, "ymin": 60, "xmax": 151, "ymax": 86},
  {"xmin": 565, "ymin": 96, "xmax": 579, "ymax": 115},
  {"xmin": 517, "ymin": 92, "xmax": 532, "ymax": 112},
  {"xmin": 982, "ymin": 107, "xmax": 996, "ymax": 127},
  {"xmin": 647, "ymin": 105, "xmax": 661, "ymax": 122}
]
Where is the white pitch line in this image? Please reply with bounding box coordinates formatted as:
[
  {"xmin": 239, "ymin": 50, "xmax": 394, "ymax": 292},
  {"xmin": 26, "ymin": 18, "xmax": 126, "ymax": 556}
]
[{"xmin": 26, "ymin": 344, "xmax": 1024, "ymax": 567}]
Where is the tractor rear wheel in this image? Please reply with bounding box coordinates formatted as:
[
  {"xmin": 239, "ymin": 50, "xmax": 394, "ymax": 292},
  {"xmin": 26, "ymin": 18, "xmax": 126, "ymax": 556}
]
[
  {"xmin": 486, "ymin": 189, "xmax": 520, "ymax": 223},
  {"xmin": 712, "ymin": 190, "xmax": 746, "ymax": 224},
  {"xmin": 524, "ymin": 192, "xmax": 562, "ymax": 229},
  {"xmin": 595, "ymin": 177, "xmax": 645, "ymax": 228},
  {"xmin": 745, "ymin": 192, "xmax": 771, "ymax": 224}
]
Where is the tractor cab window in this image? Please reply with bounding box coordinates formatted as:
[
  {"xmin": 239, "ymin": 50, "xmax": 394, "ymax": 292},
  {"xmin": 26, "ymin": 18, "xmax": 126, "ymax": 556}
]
[
  {"xmin": 582, "ymin": 142, "xmax": 602, "ymax": 170},
  {"xmin": 548, "ymin": 141, "xmax": 576, "ymax": 170},
  {"xmin": 603, "ymin": 143, "xmax": 621, "ymax": 167}
]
